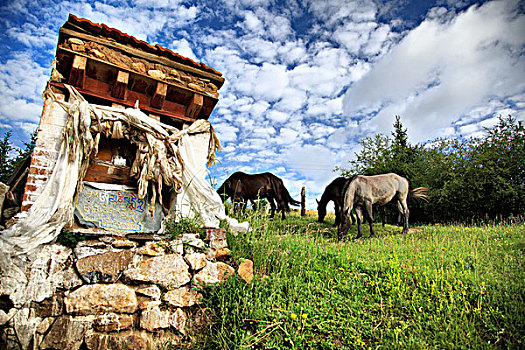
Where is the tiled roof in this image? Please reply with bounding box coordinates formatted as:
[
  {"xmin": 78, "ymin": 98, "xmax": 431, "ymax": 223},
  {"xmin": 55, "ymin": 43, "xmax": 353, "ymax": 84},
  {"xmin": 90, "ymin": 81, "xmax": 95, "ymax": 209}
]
[{"xmin": 65, "ymin": 14, "xmax": 222, "ymax": 77}]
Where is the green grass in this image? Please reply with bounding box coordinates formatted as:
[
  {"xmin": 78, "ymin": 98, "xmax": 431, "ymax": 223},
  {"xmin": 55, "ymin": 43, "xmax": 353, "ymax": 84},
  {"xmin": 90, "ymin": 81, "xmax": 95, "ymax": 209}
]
[{"xmin": 194, "ymin": 210, "xmax": 525, "ymax": 349}]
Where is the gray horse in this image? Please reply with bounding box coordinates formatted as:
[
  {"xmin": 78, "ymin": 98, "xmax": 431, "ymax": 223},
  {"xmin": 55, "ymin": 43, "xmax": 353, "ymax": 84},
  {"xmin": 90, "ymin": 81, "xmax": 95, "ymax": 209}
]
[{"xmin": 338, "ymin": 173, "xmax": 428, "ymax": 240}]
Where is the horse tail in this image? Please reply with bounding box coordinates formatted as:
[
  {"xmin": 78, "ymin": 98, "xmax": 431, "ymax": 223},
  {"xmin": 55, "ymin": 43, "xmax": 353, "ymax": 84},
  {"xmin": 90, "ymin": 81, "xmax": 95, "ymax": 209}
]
[
  {"xmin": 409, "ymin": 187, "xmax": 429, "ymax": 202},
  {"xmin": 281, "ymin": 182, "xmax": 301, "ymax": 207}
]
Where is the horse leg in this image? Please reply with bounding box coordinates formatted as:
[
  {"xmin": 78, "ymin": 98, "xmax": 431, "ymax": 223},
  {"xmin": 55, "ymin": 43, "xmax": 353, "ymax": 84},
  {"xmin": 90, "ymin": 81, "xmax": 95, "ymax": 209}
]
[
  {"xmin": 334, "ymin": 202, "xmax": 340, "ymax": 227},
  {"xmin": 381, "ymin": 206, "xmax": 386, "ymax": 227},
  {"xmin": 364, "ymin": 202, "xmax": 375, "ymax": 237},
  {"xmin": 268, "ymin": 197, "xmax": 276, "ymax": 219},
  {"xmin": 396, "ymin": 199, "xmax": 409, "ymax": 233},
  {"xmin": 355, "ymin": 207, "xmax": 363, "ymax": 239}
]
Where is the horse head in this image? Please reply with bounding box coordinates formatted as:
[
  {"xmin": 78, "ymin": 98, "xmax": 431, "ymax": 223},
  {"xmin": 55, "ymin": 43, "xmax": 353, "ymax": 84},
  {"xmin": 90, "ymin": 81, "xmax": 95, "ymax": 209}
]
[{"xmin": 316, "ymin": 199, "xmax": 326, "ymax": 223}]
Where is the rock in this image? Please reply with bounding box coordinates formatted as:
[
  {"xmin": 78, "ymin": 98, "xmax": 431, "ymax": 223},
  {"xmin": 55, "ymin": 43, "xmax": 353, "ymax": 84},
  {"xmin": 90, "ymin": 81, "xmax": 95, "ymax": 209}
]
[
  {"xmin": 194, "ymin": 262, "xmax": 235, "ymax": 286},
  {"xmin": 68, "ymin": 38, "xmax": 84, "ymax": 45},
  {"xmin": 181, "ymin": 234, "xmax": 205, "ymax": 249},
  {"xmin": 210, "ymin": 238, "xmax": 228, "ymax": 250},
  {"xmin": 148, "ymin": 69, "xmax": 166, "ymax": 80},
  {"xmin": 206, "ymin": 227, "xmax": 227, "ymax": 240},
  {"xmin": 94, "ymin": 313, "xmax": 134, "ymax": 332},
  {"xmin": 13, "ymin": 308, "xmax": 42, "ymax": 350},
  {"xmin": 206, "ymin": 248, "xmax": 231, "ymax": 261},
  {"xmin": 124, "ymin": 254, "xmax": 191, "ymax": 289},
  {"xmin": 163, "ymin": 286, "xmax": 202, "ymax": 308},
  {"xmin": 136, "ymin": 285, "xmax": 161, "ymax": 300},
  {"xmin": 40, "ymin": 315, "xmax": 93, "ymax": 350},
  {"xmin": 85, "ymin": 330, "xmax": 181, "ymax": 350},
  {"xmin": 110, "ymin": 237, "xmax": 137, "ymax": 249},
  {"xmin": 238, "ymin": 259, "xmax": 254, "ymax": 283},
  {"xmin": 32, "ymin": 293, "xmax": 64, "ymax": 317},
  {"xmin": 0, "ymin": 309, "xmax": 8, "ymax": 326},
  {"xmin": 74, "ymin": 240, "xmax": 110, "ymax": 259},
  {"xmin": 184, "ymin": 253, "xmax": 207, "ymax": 271},
  {"xmin": 169, "ymin": 308, "xmax": 187, "ymax": 334},
  {"xmin": 132, "ymin": 62, "xmax": 147, "ymax": 74},
  {"xmin": 91, "ymin": 49, "xmax": 105, "ymax": 59},
  {"xmin": 140, "ymin": 306, "xmax": 169, "ymax": 331},
  {"xmin": 169, "ymin": 240, "xmax": 184, "ymax": 255},
  {"xmin": 187, "ymin": 82, "xmax": 204, "ymax": 92},
  {"xmin": 64, "ymin": 284, "xmax": 137, "ymax": 315},
  {"xmin": 139, "ymin": 300, "xmax": 161, "ymax": 310},
  {"xmin": 137, "ymin": 241, "xmax": 166, "ymax": 256},
  {"xmin": 76, "ymin": 249, "xmax": 134, "ymax": 283}
]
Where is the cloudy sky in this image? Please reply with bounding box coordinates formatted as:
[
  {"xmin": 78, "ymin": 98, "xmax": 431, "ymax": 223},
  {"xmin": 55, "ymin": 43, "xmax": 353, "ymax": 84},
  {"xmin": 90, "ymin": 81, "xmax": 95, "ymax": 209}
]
[{"xmin": 0, "ymin": 0, "xmax": 524, "ymax": 210}]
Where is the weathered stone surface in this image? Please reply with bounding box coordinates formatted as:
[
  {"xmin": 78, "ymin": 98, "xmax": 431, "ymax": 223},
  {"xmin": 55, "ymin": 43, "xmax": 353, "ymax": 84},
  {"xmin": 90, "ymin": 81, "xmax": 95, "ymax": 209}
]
[
  {"xmin": 184, "ymin": 253, "xmax": 207, "ymax": 271},
  {"xmin": 40, "ymin": 315, "xmax": 93, "ymax": 350},
  {"xmin": 210, "ymin": 238, "xmax": 228, "ymax": 250},
  {"xmin": 169, "ymin": 240, "xmax": 184, "ymax": 255},
  {"xmin": 163, "ymin": 286, "xmax": 202, "ymax": 308},
  {"xmin": 124, "ymin": 254, "xmax": 191, "ymax": 289},
  {"xmin": 194, "ymin": 262, "xmax": 235, "ymax": 286},
  {"xmin": 140, "ymin": 306, "xmax": 169, "ymax": 331},
  {"xmin": 93, "ymin": 313, "xmax": 134, "ymax": 332},
  {"xmin": 131, "ymin": 62, "xmax": 147, "ymax": 74},
  {"xmin": 74, "ymin": 240, "xmax": 110, "ymax": 259},
  {"xmin": 137, "ymin": 241, "xmax": 166, "ymax": 256},
  {"xmin": 139, "ymin": 300, "xmax": 161, "ymax": 310},
  {"xmin": 64, "ymin": 284, "xmax": 137, "ymax": 315},
  {"xmin": 111, "ymin": 239, "xmax": 137, "ymax": 249},
  {"xmin": 32, "ymin": 293, "xmax": 63, "ymax": 317},
  {"xmin": 13, "ymin": 308, "xmax": 42, "ymax": 350},
  {"xmin": 205, "ymin": 227, "xmax": 227, "ymax": 241},
  {"xmin": 85, "ymin": 330, "xmax": 181, "ymax": 350},
  {"xmin": 206, "ymin": 248, "xmax": 231, "ymax": 261},
  {"xmin": 76, "ymin": 249, "xmax": 134, "ymax": 283},
  {"xmin": 148, "ymin": 69, "xmax": 166, "ymax": 80},
  {"xmin": 169, "ymin": 308, "xmax": 187, "ymax": 334},
  {"xmin": 238, "ymin": 259, "xmax": 254, "ymax": 284},
  {"xmin": 181, "ymin": 234, "xmax": 205, "ymax": 249},
  {"xmin": 0, "ymin": 309, "xmax": 8, "ymax": 326},
  {"xmin": 136, "ymin": 285, "xmax": 161, "ymax": 300}
]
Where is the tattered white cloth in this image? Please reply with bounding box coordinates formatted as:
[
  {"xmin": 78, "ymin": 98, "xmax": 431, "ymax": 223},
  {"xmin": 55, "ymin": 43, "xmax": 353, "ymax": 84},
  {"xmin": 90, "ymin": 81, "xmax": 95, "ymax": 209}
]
[{"xmin": 0, "ymin": 85, "xmax": 248, "ymax": 307}]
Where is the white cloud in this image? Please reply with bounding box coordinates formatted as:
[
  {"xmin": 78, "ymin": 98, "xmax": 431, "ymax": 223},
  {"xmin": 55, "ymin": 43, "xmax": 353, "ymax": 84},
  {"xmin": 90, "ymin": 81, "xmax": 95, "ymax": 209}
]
[
  {"xmin": 170, "ymin": 38, "xmax": 198, "ymax": 62},
  {"xmin": 343, "ymin": 0, "xmax": 525, "ymax": 142}
]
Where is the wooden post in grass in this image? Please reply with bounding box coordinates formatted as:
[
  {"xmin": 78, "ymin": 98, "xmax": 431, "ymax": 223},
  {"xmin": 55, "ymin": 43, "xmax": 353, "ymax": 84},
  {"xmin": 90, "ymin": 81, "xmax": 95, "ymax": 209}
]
[{"xmin": 301, "ymin": 186, "xmax": 306, "ymax": 217}]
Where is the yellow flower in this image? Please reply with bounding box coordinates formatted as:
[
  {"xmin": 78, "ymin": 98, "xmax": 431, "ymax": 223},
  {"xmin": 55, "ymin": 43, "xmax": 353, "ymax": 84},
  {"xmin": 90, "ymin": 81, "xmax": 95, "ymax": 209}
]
[
  {"xmin": 291, "ymin": 313, "xmax": 297, "ymax": 320},
  {"xmin": 302, "ymin": 313, "xmax": 308, "ymax": 319},
  {"xmin": 441, "ymin": 247, "xmax": 447, "ymax": 251},
  {"xmin": 339, "ymin": 267, "xmax": 345, "ymax": 271}
]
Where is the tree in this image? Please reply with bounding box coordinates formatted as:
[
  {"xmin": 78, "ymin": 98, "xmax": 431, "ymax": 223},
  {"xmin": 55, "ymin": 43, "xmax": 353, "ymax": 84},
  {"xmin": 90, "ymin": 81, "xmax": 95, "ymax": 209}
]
[{"xmin": 0, "ymin": 131, "xmax": 16, "ymax": 183}]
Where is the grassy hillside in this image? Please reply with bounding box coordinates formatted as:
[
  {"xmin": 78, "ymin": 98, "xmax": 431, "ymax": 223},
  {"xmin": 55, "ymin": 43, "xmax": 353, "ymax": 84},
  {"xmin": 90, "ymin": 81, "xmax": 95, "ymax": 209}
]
[{"xmin": 194, "ymin": 211, "xmax": 524, "ymax": 349}]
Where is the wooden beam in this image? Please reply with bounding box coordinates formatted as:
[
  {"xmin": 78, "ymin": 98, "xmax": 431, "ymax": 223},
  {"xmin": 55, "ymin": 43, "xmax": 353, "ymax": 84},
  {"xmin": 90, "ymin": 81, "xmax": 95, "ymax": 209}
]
[
  {"xmin": 151, "ymin": 82, "xmax": 167, "ymax": 109},
  {"xmin": 68, "ymin": 55, "xmax": 87, "ymax": 88},
  {"xmin": 59, "ymin": 28, "xmax": 225, "ymax": 88},
  {"xmin": 111, "ymin": 70, "xmax": 129, "ymax": 100},
  {"xmin": 185, "ymin": 93, "xmax": 203, "ymax": 119}
]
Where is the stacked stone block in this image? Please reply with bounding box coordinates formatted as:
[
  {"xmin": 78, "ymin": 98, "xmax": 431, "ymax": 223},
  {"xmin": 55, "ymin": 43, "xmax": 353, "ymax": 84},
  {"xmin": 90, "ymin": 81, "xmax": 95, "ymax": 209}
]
[{"xmin": 0, "ymin": 228, "xmax": 252, "ymax": 349}]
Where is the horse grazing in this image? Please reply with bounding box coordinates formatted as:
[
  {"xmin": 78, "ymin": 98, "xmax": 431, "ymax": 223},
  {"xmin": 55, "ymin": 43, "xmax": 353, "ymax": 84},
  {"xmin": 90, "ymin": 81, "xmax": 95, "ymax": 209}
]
[
  {"xmin": 338, "ymin": 173, "xmax": 428, "ymax": 240},
  {"xmin": 317, "ymin": 176, "xmax": 355, "ymax": 227},
  {"xmin": 217, "ymin": 172, "xmax": 300, "ymax": 220}
]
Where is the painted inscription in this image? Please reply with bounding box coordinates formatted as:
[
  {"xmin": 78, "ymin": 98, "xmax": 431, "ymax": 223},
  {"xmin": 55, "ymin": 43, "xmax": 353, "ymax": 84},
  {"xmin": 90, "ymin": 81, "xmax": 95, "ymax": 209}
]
[{"xmin": 75, "ymin": 184, "xmax": 162, "ymax": 232}]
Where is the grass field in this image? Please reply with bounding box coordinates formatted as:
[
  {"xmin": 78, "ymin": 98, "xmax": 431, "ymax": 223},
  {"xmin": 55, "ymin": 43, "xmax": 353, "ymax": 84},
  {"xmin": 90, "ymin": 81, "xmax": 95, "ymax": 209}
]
[{"xmin": 193, "ymin": 210, "xmax": 524, "ymax": 349}]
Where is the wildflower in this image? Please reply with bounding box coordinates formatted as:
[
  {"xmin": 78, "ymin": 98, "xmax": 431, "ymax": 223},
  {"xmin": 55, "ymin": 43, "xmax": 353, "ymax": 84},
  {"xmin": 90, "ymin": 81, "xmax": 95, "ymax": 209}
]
[
  {"xmin": 441, "ymin": 247, "xmax": 447, "ymax": 251},
  {"xmin": 287, "ymin": 250, "xmax": 291, "ymax": 254},
  {"xmin": 291, "ymin": 313, "xmax": 297, "ymax": 320},
  {"xmin": 302, "ymin": 313, "xmax": 308, "ymax": 319},
  {"xmin": 339, "ymin": 267, "xmax": 345, "ymax": 271}
]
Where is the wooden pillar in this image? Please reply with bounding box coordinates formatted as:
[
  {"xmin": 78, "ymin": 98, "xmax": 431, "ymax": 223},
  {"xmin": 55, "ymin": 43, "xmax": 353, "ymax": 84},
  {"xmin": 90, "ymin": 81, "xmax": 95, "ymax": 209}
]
[
  {"xmin": 185, "ymin": 93, "xmax": 203, "ymax": 119},
  {"xmin": 151, "ymin": 82, "xmax": 167, "ymax": 109},
  {"xmin": 301, "ymin": 186, "xmax": 306, "ymax": 217},
  {"xmin": 111, "ymin": 70, "xmax": 129, "ymax": 100},
  {"xmin": 68, "ymin": 55, "xmax": 87, "ymax": 88}
]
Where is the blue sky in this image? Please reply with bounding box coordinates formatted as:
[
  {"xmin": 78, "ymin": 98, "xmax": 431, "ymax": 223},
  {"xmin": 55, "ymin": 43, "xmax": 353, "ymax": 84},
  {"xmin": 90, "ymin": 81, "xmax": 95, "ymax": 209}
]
[{"xmin": 0, "ymin": 0, "xmax": 524, "ymax": 210}]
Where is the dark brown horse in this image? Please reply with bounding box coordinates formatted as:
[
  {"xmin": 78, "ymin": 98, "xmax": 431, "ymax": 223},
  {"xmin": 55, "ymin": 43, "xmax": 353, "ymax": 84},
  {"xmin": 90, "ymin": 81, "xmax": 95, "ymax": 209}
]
[
  {"xmin": 217, "ymin": 172, "xmax": 300, "ymax": 219},
  {"xmin": 316, "ymin": 176, "xmax": 355, "ymax": 227},
  {"xmin": 338, "ymin": 173, "xmax": 428, "ymax": 240}
]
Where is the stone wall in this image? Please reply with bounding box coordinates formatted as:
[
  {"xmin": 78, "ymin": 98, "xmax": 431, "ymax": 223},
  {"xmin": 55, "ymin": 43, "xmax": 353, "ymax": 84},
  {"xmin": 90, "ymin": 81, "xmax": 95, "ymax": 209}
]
[{"xmin": 0, "ymin": 228, "xmax": 252, "ymax": 349}]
